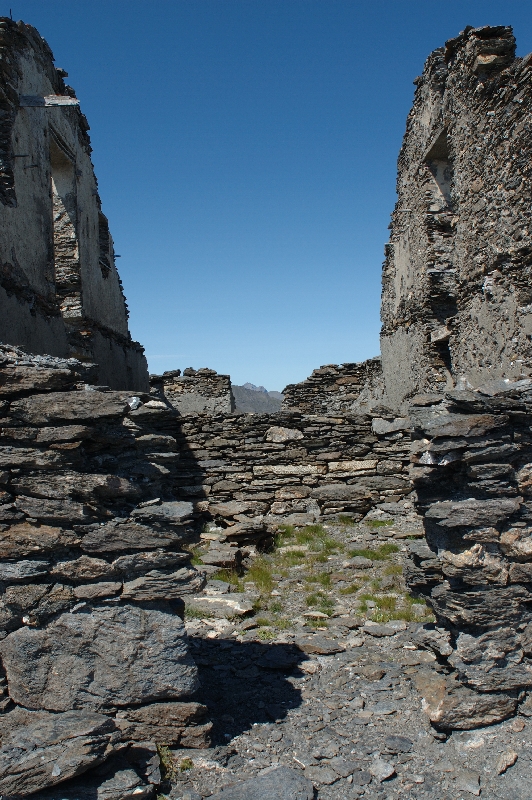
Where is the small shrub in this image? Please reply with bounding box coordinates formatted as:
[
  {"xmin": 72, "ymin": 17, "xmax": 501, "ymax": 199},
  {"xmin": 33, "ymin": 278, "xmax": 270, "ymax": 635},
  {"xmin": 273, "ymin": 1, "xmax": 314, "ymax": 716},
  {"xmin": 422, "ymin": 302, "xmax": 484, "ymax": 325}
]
[
  {"xmin": 180, "ymin": 757, "xmax": 194, "ymax": 772},
  {"xmin": 275, "ymin": 617, "xmax": 292, "ymax": 629},
  {"xmin": 157, "ymin": 745, "xmax": 177, "ymax": 780},
  {"xmin": 306, "ymin": 593, "xmax": 320, "ymax": 607},
  {"xmin": 365, "ymin": 519, "xmax": 394, "ymax": 528},
  {"xmin": 255, "ymin": 616, "xmax": 271, "ymax": 627}
]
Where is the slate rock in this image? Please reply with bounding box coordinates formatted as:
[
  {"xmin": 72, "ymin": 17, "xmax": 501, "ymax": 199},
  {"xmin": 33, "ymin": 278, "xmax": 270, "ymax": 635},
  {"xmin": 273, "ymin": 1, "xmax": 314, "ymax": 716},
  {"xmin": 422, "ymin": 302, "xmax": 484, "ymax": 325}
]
[
  {"xmin": 115, "ymin": 701, "xmax": 211, "ymax": 747},
  {"xmin": 304, "ymin": 765, "xmax": 338, "ymax": 785},
  {"xmin": 186, "ymin": 594, "xmax": 253, "ymax": 618},
  {"xmin": 0, "ymin": 522, "xmax": 79, "ymax": 558},
  {"xmin": 0, "ymin": 603, "xmax": 198, "ymax": 711},
  {"xmin": 0, "ymin": 559, "xmax": 50, "ymax": 581},
  {"xmin": 0, "ymin": 707, "xmax": 119, "ymax": 797},
  {"xmin": 10, "ymin": 390, "xmax": 130, "ymax": 425},
  {"xmin": 130, "ymin": 500, "xmax": 193, "ymax": 525},
  {"xmin": 426, "ymin": 497, "xmax": 521, "ymax": 529},
  {"xmin": 384, "ymin": 735, "xmax": 413, "ymax": 753},
  {"xmin": 257, "ymin": 645, "xmax": 303, "ymax": 670},
  {"xmin": 29, "ymin": 755, "xmax": 154, "ymax": 800},
  {"xmin": 296, "ymin": 636, "xmax": 345, "ymax": 655},
  {"xmin": 80, "ymin": 521, "xmax": 186, "ymax": 553},
  {"xmin": 208, "ymin": 766, "xmax": 313, "ymax": 800},
  {"xmin": 122, "ymin": 567, "xmax": 204, "ymax": 601}
]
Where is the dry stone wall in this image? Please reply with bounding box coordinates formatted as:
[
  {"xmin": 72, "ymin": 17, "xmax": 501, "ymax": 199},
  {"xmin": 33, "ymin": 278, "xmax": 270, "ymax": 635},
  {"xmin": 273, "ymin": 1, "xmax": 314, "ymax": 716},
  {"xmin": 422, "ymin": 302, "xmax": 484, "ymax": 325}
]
[
  {"xmin": 282, "ymin": 358, "xmax": 384, "ymax": 416},
  {"xmin": 0, "ymin": 345, "xmax": 210, "ymax": 798},
  {"xmin": 406, "ymin": 381, "xmax": 532, "ymax": 728},
  {"xmin": 150, "ymin": 368, "xmax": 235, "ymax": 415},
  {"xmin": 170, "ymin": 409, "xmax": 412, "ymax": 540}
]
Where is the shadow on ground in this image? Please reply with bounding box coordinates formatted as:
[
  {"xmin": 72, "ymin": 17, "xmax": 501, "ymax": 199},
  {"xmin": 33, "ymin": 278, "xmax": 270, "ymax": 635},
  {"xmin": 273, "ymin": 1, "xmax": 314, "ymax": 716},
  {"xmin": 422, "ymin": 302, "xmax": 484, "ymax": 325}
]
[{"xmin": 189, "ymin": 635, "xmax": 309, "ymax": 744}]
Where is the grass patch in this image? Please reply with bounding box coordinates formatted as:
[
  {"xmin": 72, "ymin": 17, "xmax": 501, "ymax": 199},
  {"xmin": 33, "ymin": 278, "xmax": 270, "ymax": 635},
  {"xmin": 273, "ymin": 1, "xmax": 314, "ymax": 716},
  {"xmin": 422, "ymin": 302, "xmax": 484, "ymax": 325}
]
[
  {"xmin": 254, "ymin": 616, "xmax": 271, "ymax": 626},
  {"xmin": 274, "ymin": 617, "xmax": 293, "ymax": 630},
  {"xmin": 405, "ymin": 593, "xmax": 427, "ymax": 605},
  {"xmin": 212, "ymin": 568, "xmax": 243, "ymax": 590},
  {"xmin": 246, "ymin": 558, "xmax": 274, "ymax": 593},
  {"xmin": 257, "ymin": 628, "xmax": 276, "ymax": 641},
  {"xmin": 365, "ymin": 519, "xmax": 394, "ymax": 528},
  {"xmin": 306, "ymin": 590, "xmax": 334, "ymax": 615},
  {"xmin": 185, "ymin": 606, "xmax": 210, "ymax": 620},
  {"xmin": 339, "ymin": 583, "xmax": 360, "ymax": 595},
  {"xmin": 189, "ymin": 550, "xmax": 204, "ymax": 566},
  {"xmin": 269, "ymin": 600, "xmax": 283, "ymax": 614},
  {"xmin": 305, "ymin": 571, "xmax": 331, "ymax": 588},
  {"xmin": 307, "ymin": 617, "xmax": 328, "ymax": 629},
  {"xmin": 180, "ymin": 757, "xmax": 194, "ymax": 772},
  {"xmin": 337, "ymin": 514, "xmax": 356, "ymax": 526},
  {"xmin": 383, "ymin": 563, "xmax": 403, "ymax": 576},
  {"xmin": 349, "ymin": 543, "xmax": 399, "ymax": 561},
  {"xmin": 277, "ymin": 550, "xmax": 307, "ymax": 567}
]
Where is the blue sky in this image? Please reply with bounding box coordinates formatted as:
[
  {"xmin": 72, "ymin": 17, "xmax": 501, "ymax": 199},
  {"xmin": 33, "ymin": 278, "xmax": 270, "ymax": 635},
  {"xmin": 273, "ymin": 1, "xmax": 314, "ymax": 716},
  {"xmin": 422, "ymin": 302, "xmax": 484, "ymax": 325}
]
[{"xmin": 11, "ymin": 1, "xmax": 532, "ymax": 389}]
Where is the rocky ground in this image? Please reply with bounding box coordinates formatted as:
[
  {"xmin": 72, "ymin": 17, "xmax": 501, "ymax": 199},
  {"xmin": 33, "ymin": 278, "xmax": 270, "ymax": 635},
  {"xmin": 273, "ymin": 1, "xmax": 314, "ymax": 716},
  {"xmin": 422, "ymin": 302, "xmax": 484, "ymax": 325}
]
[{"xmin": 158, "ymin": 503, "xmax": 532, "ymax": 800}]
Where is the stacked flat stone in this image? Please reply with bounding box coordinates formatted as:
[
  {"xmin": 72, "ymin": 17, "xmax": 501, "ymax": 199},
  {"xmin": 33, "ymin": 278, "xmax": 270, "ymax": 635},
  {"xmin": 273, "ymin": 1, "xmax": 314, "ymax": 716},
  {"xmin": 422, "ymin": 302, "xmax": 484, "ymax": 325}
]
[
  {"xmin": 282, "ymin": 358, "xmax": 384, "ymax": 415},
  {"xmin": 150, "ymin": 368, "xmax": 235, "ymax": 414},
  {"xmin": 0, "ymin": 345, "xmax": 209, "ymax": 798},
  {"xmin": 407, "ymin": 382, "xmax": 532, "ymax": 728},
  {"xmin": 170, "ymin": 410, "xmax": 412, "ymax": 539}
]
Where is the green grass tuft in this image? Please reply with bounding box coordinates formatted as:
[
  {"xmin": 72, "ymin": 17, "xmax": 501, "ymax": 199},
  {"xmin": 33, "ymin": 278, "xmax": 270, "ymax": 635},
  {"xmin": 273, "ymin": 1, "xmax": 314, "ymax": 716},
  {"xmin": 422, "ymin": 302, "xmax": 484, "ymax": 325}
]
[
  {"xmin": 337, "ymin": 514, "xmax": 356, "ymax": 526},
  {"xmin": 349, "ymin": 543, "xmax": 399, "ymax": 561},
  {"xmin": 339, "ymin": 583, "xmax": 360, "ymax": 595},
  {"xmin": 365, "ymin": 519, "xmax": 394, "ymax": 528}
]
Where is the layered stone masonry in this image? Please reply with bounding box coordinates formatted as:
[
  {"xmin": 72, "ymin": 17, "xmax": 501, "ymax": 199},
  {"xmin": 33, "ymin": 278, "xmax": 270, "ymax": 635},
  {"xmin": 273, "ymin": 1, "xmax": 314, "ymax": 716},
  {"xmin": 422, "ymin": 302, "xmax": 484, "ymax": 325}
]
[
  {"xmin": 407, "ymin": 382, "xmax": 532, "ymax": 728},
  {"xmin": 0, "ymin": 345, "xmax": 210, "ymax": 798},
  {"xmin": 281, "ymin": 358, "xmax": 384, "ymax": 416},
  {"xmin": 150, "ymin": 368, "xmax": 235, "ymax": 415},
  {"xmin": 169, "ymin": 409, "xmax": 412, "ymax": 541}
]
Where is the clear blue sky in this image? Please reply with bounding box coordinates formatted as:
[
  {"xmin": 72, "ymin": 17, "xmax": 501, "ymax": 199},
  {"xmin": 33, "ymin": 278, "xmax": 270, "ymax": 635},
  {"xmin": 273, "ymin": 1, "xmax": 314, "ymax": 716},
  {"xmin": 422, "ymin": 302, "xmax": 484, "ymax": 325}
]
[{"xmin": 11, "ymin": 1, "xmax": 532, "ymax": 390}]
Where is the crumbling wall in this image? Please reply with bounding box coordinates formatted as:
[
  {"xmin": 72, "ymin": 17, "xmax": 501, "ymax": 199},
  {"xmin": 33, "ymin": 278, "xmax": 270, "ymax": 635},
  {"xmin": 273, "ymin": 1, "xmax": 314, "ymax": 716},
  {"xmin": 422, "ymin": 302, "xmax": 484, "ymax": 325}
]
[
  {"xmin": 151, "ymin": 368, "xmax": 235, "ymax": 415},
  {"xmin": 0, "ymin": 345, "xmax": 209, "ymax": 797},
  {"xmin": 281, "ymin": 358, "xmax": 385, "ymax": 415},
  {"xmin": 381, "ymin": 25, "xmax": 532, "ymax": 409},
  {"xmin": 0, "ymin": 18, "xmax": 148, "ymax": 391}
]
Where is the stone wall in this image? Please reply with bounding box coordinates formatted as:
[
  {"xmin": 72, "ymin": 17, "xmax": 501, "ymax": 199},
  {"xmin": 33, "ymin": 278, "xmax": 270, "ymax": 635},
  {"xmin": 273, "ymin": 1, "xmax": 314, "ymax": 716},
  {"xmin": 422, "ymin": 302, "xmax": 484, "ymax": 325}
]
[
  {"xmin": 0, "ymin": 345, "xmax": 209, "ymax": 797},
  {"xmin": 381, "ymin": 25, "xmax": 532, "ymax": 409},
  {"xmin": 0, "ymin": 18, "xmax": 148, "ymax": 390},
  {"xmin": 151, "ymin": 368, "xmax": 235, "ymax": 415},
  {"xmin": 281, "ymin": 358, "xmax": 384, "ymax": 415},
  {"xmin": 406, "ymin": 381, "xmax": 532, "ymax": 729},
  {"xmin": 170, "ymin": 408, "xmax": 411, "ymax": 538}
]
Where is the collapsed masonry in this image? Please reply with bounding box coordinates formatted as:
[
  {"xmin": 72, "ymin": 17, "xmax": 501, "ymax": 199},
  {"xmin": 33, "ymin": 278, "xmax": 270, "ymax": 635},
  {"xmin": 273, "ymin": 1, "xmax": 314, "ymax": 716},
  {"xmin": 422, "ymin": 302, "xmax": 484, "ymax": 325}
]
[{"xmin": 0, "ymin": 18, "xmax": 148, "ymax": 390}]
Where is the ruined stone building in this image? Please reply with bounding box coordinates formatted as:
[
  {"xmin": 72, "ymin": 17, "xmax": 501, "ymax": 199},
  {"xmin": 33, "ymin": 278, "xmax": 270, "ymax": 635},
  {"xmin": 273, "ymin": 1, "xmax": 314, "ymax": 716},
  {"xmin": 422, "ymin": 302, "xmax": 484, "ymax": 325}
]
[
  {"xmin": 0, "ymin": 19, "xmax": 148, "ymax": 390},
  {"xmin": 381, "ymin": 25, "xmax": 532, "ymax": 409},
  {"xmin": 5, "ymin": 18, "xmax": 532, "ymax": 799}
]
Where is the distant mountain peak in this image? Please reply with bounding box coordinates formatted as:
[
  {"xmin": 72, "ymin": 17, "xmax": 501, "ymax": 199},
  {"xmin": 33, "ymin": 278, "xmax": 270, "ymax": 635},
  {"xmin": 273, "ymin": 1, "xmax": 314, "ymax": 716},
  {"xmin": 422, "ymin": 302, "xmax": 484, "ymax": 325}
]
[{"xmin": 242, "ymin": 382, "xmax": 268, "ymax": 393}]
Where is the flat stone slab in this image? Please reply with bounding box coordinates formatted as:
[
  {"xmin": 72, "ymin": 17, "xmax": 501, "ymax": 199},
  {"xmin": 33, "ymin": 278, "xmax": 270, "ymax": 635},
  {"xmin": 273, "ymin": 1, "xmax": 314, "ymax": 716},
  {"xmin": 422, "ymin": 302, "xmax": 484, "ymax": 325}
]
[
  {"xmin": 0, "ymin": 707, "xmax": 118, "ymax": 797},
  {"xmin": 0, "ymin": 603, "xmax": 198, "ymax": 711},
  {"xmin": 209, "ymin": 766, "xmax": 314, "ymax": 799},
  {"xmin": 187, "ymin": 594, "xmax": 253, "ymax": 618},
  {"xmin": 296, "ymin": 636, "xmax": 345, "ymax": 655}
]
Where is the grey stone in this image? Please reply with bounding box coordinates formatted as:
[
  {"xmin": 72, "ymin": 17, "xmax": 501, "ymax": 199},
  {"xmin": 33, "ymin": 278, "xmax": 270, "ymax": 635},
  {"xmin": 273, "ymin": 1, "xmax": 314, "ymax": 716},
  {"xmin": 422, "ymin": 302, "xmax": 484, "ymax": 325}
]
[
  {"xmin": 208, "ymin": 766, "xmax": 314, "ymax": 799},
  {"xmin": 0, "ymin": 707, "xmax": 119, "ymax": 797},
  {"xmin": 29, "ymin": 755, "xmax": 154, "ymax": 799},
  {"xmin": 0, "ymin": 559, "xmax": 51, "ymax": 581},
  {"xmin": 10, "ymin": 391, "xmax": 130, "ymax": 425},
  {"xmin": 130, "ymin": 500, "xmax": 193, "ymax": 525},
  {"xmin": 80, "ymin": 521, "xmax": 186, "ymax": 553},
  {"xmin": 121, "ymin": 567, "xmax": 204, "ymax": 600},
  {"xmin": 0, "ymin": 603, "xmax": 198, "ymax": 711}
]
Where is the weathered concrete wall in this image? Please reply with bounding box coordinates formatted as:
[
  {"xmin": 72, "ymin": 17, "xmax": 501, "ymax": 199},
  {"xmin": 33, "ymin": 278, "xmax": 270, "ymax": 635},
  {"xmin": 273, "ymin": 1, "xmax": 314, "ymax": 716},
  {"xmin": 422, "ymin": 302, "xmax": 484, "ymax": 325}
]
[
  {"xmin": 381, "ymin": 25, "xmax": 532, "ymax": 409},
  {"xmin": 282, "ymin": 358, "xmax": 385, "ymax": 416},
  {"xmin": 0, "ymin": 345, "xmax": 209, "ymax": 797},
  {"xmin": 0, "ymin": 18, "xmax": 148, "ymax": 390},
  {"xmin": 151, "ymin": 368, "xmax": 235, "ymax": 414}
]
